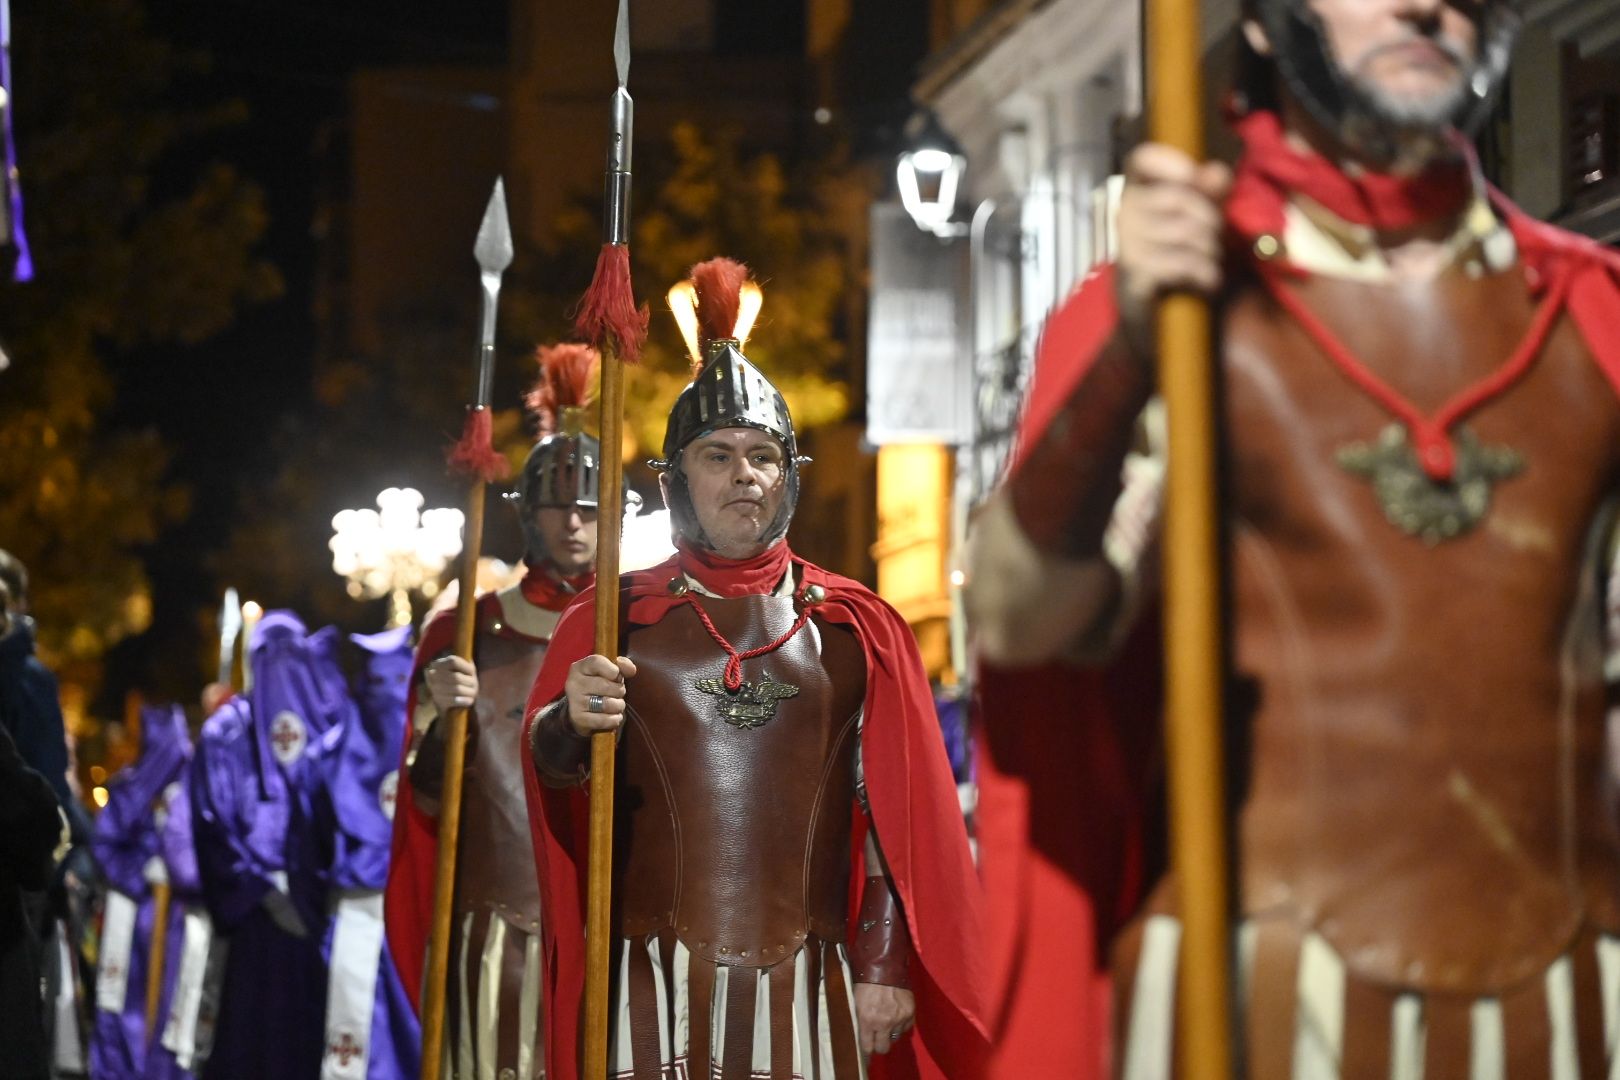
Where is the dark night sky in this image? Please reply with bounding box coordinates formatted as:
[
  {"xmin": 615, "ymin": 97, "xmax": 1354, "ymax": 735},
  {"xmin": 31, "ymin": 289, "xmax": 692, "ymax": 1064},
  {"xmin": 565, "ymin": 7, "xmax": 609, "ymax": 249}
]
[
  {"xmin": 118, "ymin": 0, "xmax": 509, "ymax": 458},
  {"xmin": 94, "ymin": 0, "xmax": 923, "ymax": 706},
  {"xmin": 100, "ymin": 1, "xmax": 511, "ymax": 704},
  {"xmin": 125, "ymin": 0, "xmax": 509, "ymax": 417}
]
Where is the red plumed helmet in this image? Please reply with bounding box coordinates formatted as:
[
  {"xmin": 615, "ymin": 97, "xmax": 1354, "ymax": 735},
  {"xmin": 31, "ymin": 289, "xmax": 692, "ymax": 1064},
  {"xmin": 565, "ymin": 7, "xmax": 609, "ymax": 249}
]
[
  {"xmin": 524, "ymin": 343, "xmax": 600, "ymax": 437},
  {"xmin": 513, "ymin": 344, "xmax": 602, "ymax": 521}
]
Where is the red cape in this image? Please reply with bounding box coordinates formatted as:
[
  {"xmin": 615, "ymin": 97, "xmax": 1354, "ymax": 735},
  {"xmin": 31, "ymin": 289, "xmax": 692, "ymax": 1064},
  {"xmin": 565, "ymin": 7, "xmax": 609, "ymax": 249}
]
[
  {"xmin": 977, "ymin": 197, "xmax": 1620, "ymax": 1078},
  {"xmin": 520, "ymin": 553, "xmax": 990, "ymax": 1080},
  {"xmin": 383, "ymin": 591, "xmax": 553, "ymax": 1012}
]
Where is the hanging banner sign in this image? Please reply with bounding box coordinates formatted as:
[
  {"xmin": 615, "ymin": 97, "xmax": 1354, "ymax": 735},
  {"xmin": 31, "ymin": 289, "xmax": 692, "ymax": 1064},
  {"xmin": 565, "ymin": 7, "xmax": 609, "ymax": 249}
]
[{"xmin": 866, "ymin": 202, "xmax": 971, "ymax": 445}]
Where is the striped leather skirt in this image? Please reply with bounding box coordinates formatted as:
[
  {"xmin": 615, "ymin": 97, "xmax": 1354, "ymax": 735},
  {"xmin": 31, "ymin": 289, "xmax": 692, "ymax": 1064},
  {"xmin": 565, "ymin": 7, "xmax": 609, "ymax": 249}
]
[
  {"xmin": 445, "ymin": 905, "xmax": 544, "ymax": 1080},
  {"xmin": 609, "ymin": 931, "xmax": 866, "ymax": 1080},
  {"xmin": 1114, "ymin": 910, "xmax": 1620, "ymax": 1079}
]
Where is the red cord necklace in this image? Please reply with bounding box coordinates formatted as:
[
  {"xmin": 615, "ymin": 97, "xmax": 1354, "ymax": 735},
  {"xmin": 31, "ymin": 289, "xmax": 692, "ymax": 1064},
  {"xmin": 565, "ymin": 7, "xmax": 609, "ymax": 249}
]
[
  {"xmin": 1257, "ymin": 262, "xmax": 1569, "ymax": 542},
  {"xmin": 676, "ymin": 584, "xmax": 819, "ymax": 729},
  {"xmin": 683, "ymin": 593, "xmax": 812, "ymax": 691}
]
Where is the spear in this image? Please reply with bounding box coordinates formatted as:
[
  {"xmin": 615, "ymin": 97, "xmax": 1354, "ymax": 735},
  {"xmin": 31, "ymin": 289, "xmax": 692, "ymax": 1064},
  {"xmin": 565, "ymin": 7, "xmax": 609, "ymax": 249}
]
[
  {"xmin": 144, "ymin": 871, "xmax": 172, "ymax": 1044},
  {"xmin": 149, "ymin": 593, "xmax": 237, "ymax": 1041},
  {"xmin": 1148, "ymin": 0, "xmax": 1234, "ymax": 1072},
  {"xmin": 218, "ymin": 588, "xmax": 242, "ymax": 688},
  {"xmin": 145, "ymin": 588, "xmax": 244, "ymax": 1042},
  {"xmin": 419, "ymin": 178, "xmax": 513, "ymax": 1080},
  {"xmin": 572, "ymin": 1, "xmax": 647, "ymax": 1072}
]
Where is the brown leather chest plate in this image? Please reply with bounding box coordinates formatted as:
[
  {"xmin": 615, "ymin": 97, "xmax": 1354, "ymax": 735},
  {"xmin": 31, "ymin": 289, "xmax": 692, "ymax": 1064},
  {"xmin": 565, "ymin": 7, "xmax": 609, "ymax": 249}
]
[
  {"xmin": 1219, "ymin": 264, "xmax": 1620, "ymax": 993},
  {"xmin": 615, "ymin": 595, "xmax": 867, "ymax": 967},
  {"xmin": 455, "ymin": 627, "xmax": 549, "ymax": 929}
]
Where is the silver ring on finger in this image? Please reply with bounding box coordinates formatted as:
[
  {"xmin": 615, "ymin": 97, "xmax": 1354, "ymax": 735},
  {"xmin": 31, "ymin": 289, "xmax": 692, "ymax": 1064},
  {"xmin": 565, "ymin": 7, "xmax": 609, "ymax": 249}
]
[
  {"xmin": 586, "ymin": 694, "xmax": 606, "ymax": 713},
  {"xmin": 889, "ymin": 1031, "xmax": 901, "ymax": 1042}
]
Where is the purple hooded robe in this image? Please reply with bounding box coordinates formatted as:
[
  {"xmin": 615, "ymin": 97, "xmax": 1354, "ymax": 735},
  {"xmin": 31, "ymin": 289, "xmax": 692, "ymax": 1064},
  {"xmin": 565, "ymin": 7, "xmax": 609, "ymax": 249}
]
[
  {"xmin": 142, "ymin": 756, "xmax": 211, "ymax": 1080},
  {"xmin": 312, "ymin": 626, "xmax": 421, "ymax": 1080},
  {"xmin": 89, "ymin": 704, "xmax": 191, "ymax": 1080},
  {"xmin": 190, "ymin": 612, "xmax": 347, "ymax": 1080}
]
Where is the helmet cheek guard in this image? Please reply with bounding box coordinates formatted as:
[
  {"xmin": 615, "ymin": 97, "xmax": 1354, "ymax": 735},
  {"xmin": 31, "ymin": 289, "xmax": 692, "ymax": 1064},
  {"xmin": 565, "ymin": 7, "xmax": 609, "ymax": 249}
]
[{"xmin": 650, "ymin": 341, "xmax": 809, "ymax": 551}]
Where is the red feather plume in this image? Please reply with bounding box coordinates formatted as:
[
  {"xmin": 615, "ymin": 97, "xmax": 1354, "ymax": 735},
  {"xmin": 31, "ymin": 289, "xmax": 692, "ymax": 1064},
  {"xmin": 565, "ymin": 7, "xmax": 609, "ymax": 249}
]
[
  {"xmin": 573, "ymin": 244, "xmax": 648, "ymax": 364},
  {"xmin": 691, "ymin": 257, "xmax": 749, "ymax": 350},
  {"xmin": 446, "ymin": 407, "xmax": 509, "ymax": 482},
  {"xmin": 524, "ymin": 343, "xmax": 600, "ymax": 436}
]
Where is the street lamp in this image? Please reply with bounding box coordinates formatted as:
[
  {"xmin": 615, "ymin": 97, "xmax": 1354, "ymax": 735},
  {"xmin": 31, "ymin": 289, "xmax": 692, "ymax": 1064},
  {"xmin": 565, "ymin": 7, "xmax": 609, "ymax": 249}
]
[
  {"xmin": 330, "ymin": 487, "xmax": 464, "ymax": 628},
  {"xmin": 897, "ymin": 111, "xmax": 967, "ymax": 237}
]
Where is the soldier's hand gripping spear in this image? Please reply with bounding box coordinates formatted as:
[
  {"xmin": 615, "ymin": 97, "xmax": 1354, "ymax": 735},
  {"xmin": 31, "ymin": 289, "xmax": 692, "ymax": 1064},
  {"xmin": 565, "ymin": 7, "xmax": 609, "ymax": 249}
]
[
  {"xmin": 571, "ymin": 0, "xmax": 648, "ymax": 1073},
  {"xmin": 419, "ymin": 178, "xmax": 513, "ymax": 1080}
]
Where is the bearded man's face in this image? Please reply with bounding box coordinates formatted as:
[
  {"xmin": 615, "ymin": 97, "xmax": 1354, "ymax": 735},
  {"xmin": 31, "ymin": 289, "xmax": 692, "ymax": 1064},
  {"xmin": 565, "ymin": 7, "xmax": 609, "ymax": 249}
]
[{"xmin": 1311, "ymin": 0, "xmax": 1483, "ymax": 130}]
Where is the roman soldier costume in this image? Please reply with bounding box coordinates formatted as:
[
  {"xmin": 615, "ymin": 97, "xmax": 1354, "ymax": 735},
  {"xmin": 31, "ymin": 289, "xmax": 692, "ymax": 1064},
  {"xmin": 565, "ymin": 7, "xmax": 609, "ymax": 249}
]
[
  {"xmin": 522, "ymin": 259, "xmax": 987, "ymax": 1080},
  {"xmin": 385, "ymin": 344, "xmax": 600, "ymax": 1080},
  {"xmin": 980, "ymin": 1, "xmax": 1620, "ymax": 1072}
]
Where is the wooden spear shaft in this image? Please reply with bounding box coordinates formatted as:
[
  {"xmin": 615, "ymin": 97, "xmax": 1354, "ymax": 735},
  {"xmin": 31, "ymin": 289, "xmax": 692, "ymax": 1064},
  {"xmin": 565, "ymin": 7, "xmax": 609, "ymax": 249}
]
[
  {"xmin": 144, "ymin": 881, "xmax": 171, "ymax": 1042},
  {"xmin": 419, "ymin": 178, "xmax": 509, "ymax": 1080},
  {"xmin": 1147, "ymin": 0, "xmax": 1235, "ymax": 1072},
  {"xmin": 418, "ymin": 462, "xmax": 489, "ymax": 1080},
  {"xmin": 583, "ymin": 344, "xmax": 626, "ymax": 1079}
]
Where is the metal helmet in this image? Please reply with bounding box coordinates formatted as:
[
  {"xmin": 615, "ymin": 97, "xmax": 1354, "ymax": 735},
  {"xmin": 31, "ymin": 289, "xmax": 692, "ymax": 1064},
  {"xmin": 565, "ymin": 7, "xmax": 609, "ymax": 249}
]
[
  {"xmin": 517, "ymin": 431, "xmax": 601, "ymax": 509},
  {"xmin": 1249, "ymin": 0, "xmax": 1520, "ymax": 163},
  {"xmin": 510, "ymin": 344, "xmax": 601, "ymax": 564},
  {"xmin": 651, "ymin": 258, "xmax": 808, "ymax": 550}
]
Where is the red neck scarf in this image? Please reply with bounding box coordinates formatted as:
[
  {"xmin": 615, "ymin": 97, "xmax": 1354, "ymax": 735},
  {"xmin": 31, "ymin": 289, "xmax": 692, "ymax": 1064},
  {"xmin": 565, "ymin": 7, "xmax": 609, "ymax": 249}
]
[
  {"xmin": 674, "ymin": 539, "xmax": 792, "ymax": 598},
  {"xmin": 1227, "ymin": 108, "xmax": 1475, "ymax": 241},
  {"xmin": 519, "ymin": 563, "xmax": 593, "ymax": 612}
]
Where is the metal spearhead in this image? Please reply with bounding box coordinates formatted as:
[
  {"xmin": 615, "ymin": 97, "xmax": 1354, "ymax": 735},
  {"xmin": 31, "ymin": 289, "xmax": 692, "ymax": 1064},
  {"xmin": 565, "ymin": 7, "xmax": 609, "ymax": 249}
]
[
  {"xmin": 217, "ymin": 587, "xmax": 241, "ymax": 687},
  {"xmin": 613, "ymin": 0, "xmax": 630, "ymax": 88},
  {"xmin": 472, "ymin": 177, "xmax": 513, "ymax": 406},
  {"xmin": 604, "ymin": 0, "xmax": 633, "ymax": 245}
]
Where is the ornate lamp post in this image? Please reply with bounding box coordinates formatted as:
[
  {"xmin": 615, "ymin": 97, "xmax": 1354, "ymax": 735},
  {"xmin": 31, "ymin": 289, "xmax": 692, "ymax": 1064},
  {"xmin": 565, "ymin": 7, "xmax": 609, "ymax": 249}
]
[
  {"xmin": 896, "ymin": 111, "xmax": 967, "ymax": 237},
  {"xmin": 329, "ymin": 487, "xmax": 464, "ymax": 627}
]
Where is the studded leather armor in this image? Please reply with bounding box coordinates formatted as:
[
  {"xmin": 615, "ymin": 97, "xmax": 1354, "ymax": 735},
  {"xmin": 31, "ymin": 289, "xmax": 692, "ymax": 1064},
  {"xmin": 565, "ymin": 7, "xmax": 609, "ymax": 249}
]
[{"xmin": 611, "ymin": 592, "xmax": 868, "ymax": 965}]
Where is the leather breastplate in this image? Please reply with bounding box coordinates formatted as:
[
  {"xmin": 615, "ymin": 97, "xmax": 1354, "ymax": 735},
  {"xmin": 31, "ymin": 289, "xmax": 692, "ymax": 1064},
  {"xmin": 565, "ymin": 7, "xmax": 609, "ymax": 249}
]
[
  {"xmin": 615, "ymin": 595, "xmax": 867, "ymax": 967},
  {"xmin": 456, "ymin": 624, "xmax": 548, "ymax": 929},
  {"xmin": 1220, "ymin": 263, "xmax": 1620, "ymax": 993}
]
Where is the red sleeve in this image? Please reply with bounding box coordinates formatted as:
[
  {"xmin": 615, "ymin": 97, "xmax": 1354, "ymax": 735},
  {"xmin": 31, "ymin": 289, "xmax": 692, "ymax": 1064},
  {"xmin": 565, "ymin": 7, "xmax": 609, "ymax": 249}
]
[
  {"xmin": 382, "ymin": 597, "xmax": 494, "ymax": 1013},
  {"xmin": 1007, "ymin": 265, "xmax": 1122, "ymax": 477}
]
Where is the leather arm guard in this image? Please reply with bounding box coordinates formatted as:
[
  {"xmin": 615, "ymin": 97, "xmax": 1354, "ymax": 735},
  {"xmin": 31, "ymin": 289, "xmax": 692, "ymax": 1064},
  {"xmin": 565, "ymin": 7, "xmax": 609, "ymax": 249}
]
[
  {"xmin": 529, "ymin": 696, "xmax": 591, "ymax": 787},
  {"xmin": 406, "ymin": 710, "xmax": 485, "ymax": 799},
  {"xmin": 1007, "ymin": 332, "xmax": 1154, "ymax": 559},
  {"xmin": 405, "ymin": 675, "xmax": 482, "ymax": 802},
  {"xmin": 405, "ymin": 716, "xmax": 447, "ymax": 801},
  {"xmin": 849, "ymin": 875, "xmax": 912, "ymax": 989}
]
